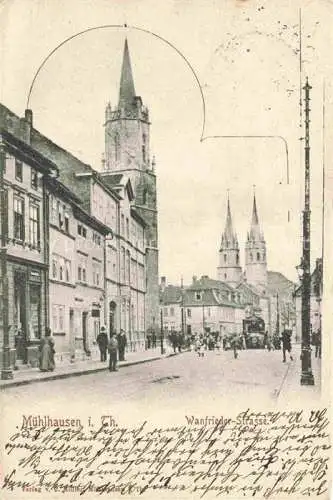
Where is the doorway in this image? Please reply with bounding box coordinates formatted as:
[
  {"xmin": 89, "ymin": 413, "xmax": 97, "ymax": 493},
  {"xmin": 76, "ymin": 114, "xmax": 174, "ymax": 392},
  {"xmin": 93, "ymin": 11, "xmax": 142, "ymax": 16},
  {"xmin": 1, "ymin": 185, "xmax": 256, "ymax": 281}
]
[
  {"xmin": 109, "ymin": 301, "xmax": 117, "ymax": 335},
  {"xmin": 82, "ymin": 311, "xmax": 90, "ymax": 355},
  {"xmin": 14, "ymin": 272, "xmax": 27, "ymax": 362}
]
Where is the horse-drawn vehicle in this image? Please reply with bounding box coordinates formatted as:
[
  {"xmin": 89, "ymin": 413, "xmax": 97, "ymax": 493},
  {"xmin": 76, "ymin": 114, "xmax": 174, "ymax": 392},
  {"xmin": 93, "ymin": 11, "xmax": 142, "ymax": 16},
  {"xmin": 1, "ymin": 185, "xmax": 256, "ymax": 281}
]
[{"xmin": 243, "ymin": 315, "xmax": 266, "ymax": 349}]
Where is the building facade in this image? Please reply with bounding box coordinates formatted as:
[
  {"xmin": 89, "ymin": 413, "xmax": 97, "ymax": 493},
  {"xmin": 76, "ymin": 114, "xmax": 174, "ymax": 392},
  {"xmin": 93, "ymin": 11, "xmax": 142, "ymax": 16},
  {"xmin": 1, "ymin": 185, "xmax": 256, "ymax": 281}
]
[
  {"xmin": 0, "ymin": 127, "xmax": 58, "ymax": 369},
  {"xmin": 102, "ymin": 39, "xmax": 159, "ymax": 339}
]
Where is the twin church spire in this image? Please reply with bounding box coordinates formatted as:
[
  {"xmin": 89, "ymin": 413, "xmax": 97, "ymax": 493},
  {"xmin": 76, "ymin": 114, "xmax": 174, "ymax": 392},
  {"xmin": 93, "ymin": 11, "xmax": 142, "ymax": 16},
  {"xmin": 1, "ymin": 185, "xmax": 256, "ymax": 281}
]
[{"xmin": 218, "ymin": 192, "xmax": 267, "ymax": 288}]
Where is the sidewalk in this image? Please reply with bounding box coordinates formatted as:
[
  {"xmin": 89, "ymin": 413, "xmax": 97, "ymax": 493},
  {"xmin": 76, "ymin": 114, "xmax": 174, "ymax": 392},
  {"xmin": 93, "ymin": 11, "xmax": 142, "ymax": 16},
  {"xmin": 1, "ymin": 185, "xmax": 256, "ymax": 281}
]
[
  {"xmin": 276, "ymin": 343, "xmax": 322, "ymax": 405},
  {"xmin": 0, "ymin": 345, "xmax": 180, "ymax": 390}
]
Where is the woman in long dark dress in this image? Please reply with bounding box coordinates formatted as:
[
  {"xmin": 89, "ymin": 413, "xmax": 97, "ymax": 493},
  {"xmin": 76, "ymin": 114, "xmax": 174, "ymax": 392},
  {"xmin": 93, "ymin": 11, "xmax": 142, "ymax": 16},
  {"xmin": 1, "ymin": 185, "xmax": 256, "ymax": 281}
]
[{"xmin": 39, "ymin": 328, "xmax": 55, "ymax": 371}]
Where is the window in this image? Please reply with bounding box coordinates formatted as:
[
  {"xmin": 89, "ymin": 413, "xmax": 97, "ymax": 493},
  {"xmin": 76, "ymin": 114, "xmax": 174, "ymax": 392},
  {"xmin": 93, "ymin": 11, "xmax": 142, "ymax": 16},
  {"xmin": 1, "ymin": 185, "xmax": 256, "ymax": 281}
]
[
  {"xmin": 52, "ymin": 259, "xmax": 57, "ymax": 279},
  {"xmin": 15, "ymin": 159, "xmax": 23, "ymax": 181},
  {"xmin": 126, "ymin": 218, "xmax": 129, "ymax": 239},
  {"xmin": 187, "ymin": 309, "xmax": 191, "ymax": 318},
  {"xmin": 65, "ymin": 261, "xmax": 71, "ymax": 282},
  {"xmin": 114, "ymin": 133, "xmax": 120, "ymax": 162},
  {"xmin": 78, "ymin": 266, "xmax": 82, "ymax": 281},
  {"xmin": 29, "ymin": 204, "xmax": 40, "ymax": 247},
  {"xmin": 224, "ymin": 254, "xmax": 227, "ymax": 263},
  {"xmin": 236, "ymin": 254, "xmax": 239, "ymax": 265},
  {"xmin": 64, "ymin": 212, "xmax": 69, "ymax": 233},
  {"xmin": 170, "ymin": 307, "xmax": 175, "ymax": 316},
  {"xmin": 93, "ymin": 232, "xmax": 102, "ymax": 246},
  {"xmin": 14, "ymin": 196, "xmax": 24, "ymax": 240},
  {"xmin": 78, "ymin": 224, "xmax": 87, "ymax": 238},
  {"xmin": 195, "ymin": 292, "xmax": 202, "ymax": 300},
  {"xmin": 59, "ymin": 261, "xmax": 64, "ymax": 281},
  {"xmin": 121, "ymin": 214, "xmax": 125, "ymax": 235},
  {"xmin": 163, "ymin": 307, "xmax": 168, "ymax": 316},
  {"xmin": 93, "ymin": 262, "xmax": 101, "ymax": 287},
  {"xmin": 31, "ymin": 169, "xmax": 38, "ymax": 189},
  {"xmin": 257, "ymin": 252, "xmax": 260, "ymax": 261},
  {"xmin": 126, "ymin": 250, "xmax": 130, "ymax": 284},
  {"xmin": 121, "ymin": 247, "xmax": 125, "ymax": 282},
  {"xmin": 250, "ymin": 253, "xmax": 253, "ymax": 262},
  {"xmin": 207, "ymin": 307, "xmax": 211, "ymax": 317},
  {"xmin": 58, "ymin": 306, "xmax": 65, "ymax": 331}
]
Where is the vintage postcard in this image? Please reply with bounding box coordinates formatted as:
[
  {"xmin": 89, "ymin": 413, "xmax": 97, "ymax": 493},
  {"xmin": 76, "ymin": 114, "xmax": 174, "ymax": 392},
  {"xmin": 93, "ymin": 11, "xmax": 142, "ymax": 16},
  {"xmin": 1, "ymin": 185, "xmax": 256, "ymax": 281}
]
[{"xmin": 0, "ymin": 0, "xmax": 332, "ymax": 498}]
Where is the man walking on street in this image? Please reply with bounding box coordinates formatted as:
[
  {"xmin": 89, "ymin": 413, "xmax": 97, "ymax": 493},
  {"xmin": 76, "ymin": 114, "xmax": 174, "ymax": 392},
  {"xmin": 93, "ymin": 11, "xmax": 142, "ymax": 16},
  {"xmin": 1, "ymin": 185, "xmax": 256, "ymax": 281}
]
[
  {"xmin": 281, "ymin": 329, "xmax": 293, "ymax": 362},
  {"xmin": 117, "ymin": 329, "xmax": 127, "ymax": 362},
  {"xmin": 108, "ymin": 332, "xmax": 118, "ymax": 372},
  {"xmin": 96, "ymin": 326, "xmax": 108, "ymax": 362}
]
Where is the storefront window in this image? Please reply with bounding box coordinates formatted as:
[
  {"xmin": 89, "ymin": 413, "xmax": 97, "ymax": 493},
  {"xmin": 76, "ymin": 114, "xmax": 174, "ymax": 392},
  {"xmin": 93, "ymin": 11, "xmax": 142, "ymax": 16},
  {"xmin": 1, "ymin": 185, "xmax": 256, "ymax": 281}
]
[{"xmin": 29, "ymin": 284, "xmax": 41, "ymax": 339}]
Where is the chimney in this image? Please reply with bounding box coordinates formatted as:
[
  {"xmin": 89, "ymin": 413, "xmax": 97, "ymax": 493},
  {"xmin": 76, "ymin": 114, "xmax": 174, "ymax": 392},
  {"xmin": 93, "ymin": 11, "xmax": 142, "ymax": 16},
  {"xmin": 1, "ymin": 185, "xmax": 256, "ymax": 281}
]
[
  {"xmin": 20, "ymin": 109, "xmax": 33, "ymax": 145},
  {"xmin": 161, "ymin": 276, "xmax": 166, "ymax": 291},
  {"xmin": 25, "ymin": 109, "xmax": 33, "ymax": 126}
]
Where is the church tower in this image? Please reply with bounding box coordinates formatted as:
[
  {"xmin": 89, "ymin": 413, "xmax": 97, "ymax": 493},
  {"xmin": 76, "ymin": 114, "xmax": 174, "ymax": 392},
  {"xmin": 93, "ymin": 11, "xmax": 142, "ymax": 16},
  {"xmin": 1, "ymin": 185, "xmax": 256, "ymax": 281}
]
[
  {"xmin": 245, "ymin": 193, "xmax": 267, "ymax": 289},
  {"xmin": 102, "ymin": 39, "xmax": 159, "ymax": 337},
  {"xmin": 217, "ymin": 195, "xmax": 242, "ymax": 286}
]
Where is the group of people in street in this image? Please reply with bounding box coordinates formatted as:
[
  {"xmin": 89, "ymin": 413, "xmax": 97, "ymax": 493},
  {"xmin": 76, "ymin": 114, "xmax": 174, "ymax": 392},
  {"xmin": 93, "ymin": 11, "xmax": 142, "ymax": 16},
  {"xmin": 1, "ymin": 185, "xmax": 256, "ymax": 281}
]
[{"xmin": 96, "ymin": 327, "xmax": 128, "ymax": 372}]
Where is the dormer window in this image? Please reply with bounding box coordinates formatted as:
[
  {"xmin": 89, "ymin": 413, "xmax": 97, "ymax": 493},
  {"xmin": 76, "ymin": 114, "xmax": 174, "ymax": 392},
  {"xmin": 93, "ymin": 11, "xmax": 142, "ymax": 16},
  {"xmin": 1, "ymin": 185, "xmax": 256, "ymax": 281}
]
[{"xmin": 195, "ymin": 292, "xmax": 202, "ymax": 300}]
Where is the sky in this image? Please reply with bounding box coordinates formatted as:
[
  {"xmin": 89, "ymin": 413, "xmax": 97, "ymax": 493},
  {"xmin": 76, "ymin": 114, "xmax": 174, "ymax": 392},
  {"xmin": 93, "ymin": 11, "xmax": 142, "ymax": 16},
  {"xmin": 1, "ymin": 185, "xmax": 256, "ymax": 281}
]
[{"xmin": 1, "ymin": 0, "xmax": 332, "ymax": 286}]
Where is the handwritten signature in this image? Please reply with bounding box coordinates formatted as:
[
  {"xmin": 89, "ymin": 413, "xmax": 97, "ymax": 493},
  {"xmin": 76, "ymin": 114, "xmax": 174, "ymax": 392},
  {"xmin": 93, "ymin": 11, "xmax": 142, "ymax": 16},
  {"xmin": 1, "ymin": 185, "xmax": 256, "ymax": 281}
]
[{"xmin": 1, "ymin": 409, "xmax": 330, "ymax": 497}]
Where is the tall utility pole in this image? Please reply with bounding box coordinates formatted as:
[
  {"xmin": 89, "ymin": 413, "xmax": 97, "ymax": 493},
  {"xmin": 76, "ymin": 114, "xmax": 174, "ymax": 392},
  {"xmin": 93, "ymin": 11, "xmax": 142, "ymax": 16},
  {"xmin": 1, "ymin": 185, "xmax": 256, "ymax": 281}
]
[
  {"xmin": 301, "ymin": 78, "xmax": 314, "ymax": 385},
  {"xmin": 276, "ymin": 293, "xmax": 280, "ymax": 336},
  {"xmin": 0, "ymin": 137, "xmax": 13, "ymax": 379},
  {"xmin": 180, "ymin": 276, "xmax": 185, "ymax": 338}
]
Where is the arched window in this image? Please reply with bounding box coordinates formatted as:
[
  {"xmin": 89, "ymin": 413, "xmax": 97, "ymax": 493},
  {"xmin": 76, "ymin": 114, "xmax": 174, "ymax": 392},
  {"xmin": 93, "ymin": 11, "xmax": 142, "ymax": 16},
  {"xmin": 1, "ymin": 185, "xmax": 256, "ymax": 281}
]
[
  {"xmin": 114, "ymin": 133, "xmax": 120, "ymax": 162},
  {"xmin": 257, "ymin": 252, "xmax": 260, "ymax": 261}
]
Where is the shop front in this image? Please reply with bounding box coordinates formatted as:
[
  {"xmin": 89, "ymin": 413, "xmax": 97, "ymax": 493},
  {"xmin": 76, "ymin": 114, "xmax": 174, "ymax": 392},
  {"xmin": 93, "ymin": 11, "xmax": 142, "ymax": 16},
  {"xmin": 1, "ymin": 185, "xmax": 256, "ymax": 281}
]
[{"xmin": 8, "ymin": 261, "xmax": 46, "ymax": 367}]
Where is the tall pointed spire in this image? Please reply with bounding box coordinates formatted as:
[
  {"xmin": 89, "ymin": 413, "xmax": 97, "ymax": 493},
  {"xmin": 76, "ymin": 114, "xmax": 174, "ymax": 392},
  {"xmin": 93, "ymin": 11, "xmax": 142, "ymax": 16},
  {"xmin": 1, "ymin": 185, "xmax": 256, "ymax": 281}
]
[
  {"xmin": 221, "ymin": 192, "xmax": 238, "ymax": 248},
  {"xmin": 119, "ymin": 39, "xmax": 136, "ymax": 109},
  {"xmin": 248, "ymin": 191, "xmax": 262, "ymax": 241}
]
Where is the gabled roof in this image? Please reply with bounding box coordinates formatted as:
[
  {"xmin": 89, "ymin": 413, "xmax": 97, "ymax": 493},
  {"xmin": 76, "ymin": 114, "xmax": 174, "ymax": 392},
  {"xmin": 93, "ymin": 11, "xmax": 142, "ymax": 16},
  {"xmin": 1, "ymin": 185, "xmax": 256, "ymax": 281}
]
[{"xmin": 101, "ymin": 172, "xmax": 134, "ymax": 201}]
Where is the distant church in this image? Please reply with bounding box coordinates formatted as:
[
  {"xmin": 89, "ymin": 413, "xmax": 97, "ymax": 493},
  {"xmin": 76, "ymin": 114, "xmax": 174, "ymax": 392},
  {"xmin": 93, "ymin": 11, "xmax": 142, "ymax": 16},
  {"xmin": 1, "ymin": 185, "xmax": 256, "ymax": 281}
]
[
  {"xmin": 101, "ymin": 39, "xmax": 159, "ymax": 336},
  {"xmin": 217, "ymin": 193, "xmax": 294, "ymax": 335}
]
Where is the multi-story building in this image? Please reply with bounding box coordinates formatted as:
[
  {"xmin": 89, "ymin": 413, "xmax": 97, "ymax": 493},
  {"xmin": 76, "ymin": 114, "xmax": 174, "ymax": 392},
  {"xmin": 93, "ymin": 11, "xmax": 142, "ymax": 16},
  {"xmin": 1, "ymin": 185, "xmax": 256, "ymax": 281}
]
[
  {"xmin": 102, "ymin": 39, "xmax": 159, "ymax": 339},
  {"xmin": 160, "ymin": 276, "xmax": 245, "ymax": 338},
  {"xmin": 0, "ymin": 126, "xmax": 58, "ymax": 369}
]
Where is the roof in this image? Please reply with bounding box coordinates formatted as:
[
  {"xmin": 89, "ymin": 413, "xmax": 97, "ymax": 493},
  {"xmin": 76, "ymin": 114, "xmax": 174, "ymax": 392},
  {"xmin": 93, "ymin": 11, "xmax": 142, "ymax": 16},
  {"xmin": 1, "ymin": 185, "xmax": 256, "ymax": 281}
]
[
  {"xmin": 46, "ymin": 177, "xmax": 82, "ymax": 204},
  {"xmin": 267, "ymin": 271, "xmax": 295, "ymax": 298},
  {"xmin": 0, "ymin": 128, "xmax": 59, "ymax": 176},
  {"xmin": 247, "ymin": 194, "xmax": 264, "ymax": 242},
  {"xmin": 160, "ymin": 285, "xmax": 182, "ymax": 305},
  {"xmin": 220, "ymin": 196, "xmax": 239, "ymax": 250},
  {"xmin": 119, "ymin": 39, "xmax": 136, "ymax": 110},
  {"xmin": 101, "ymin": 172, "xmax": 134, "ymax": 201},
  {"xmin": 160, "ymin": 277, "xmax": 243, "ymax": 308}
]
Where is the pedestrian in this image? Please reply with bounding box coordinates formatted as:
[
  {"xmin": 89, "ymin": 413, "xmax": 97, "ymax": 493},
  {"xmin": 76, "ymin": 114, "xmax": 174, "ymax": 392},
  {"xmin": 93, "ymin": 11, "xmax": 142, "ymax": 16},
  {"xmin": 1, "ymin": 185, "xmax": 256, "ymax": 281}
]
[
  {"xmin": 108, "ymin": 332, "xmax": 118, "ymax": 372},
  {"xmin": 39, "ymin": 327, "xmax": 55, "ymax": 372},
  {"xmin": 152, "ymin": 332, "xmax": 157, "ymax": 348},
  {"xmin": 314, "ymin": 329, "xmax": 322, "ymax": 358},
  {"xmin": 281, "ymin": 329, "xmax": 293, "ymax": 362},
  {"xmin": 230, "ymin": 334, "xmax": 238, "ymax": 359},
  {"xmin": 96, "ymin": 326, "xmax": 108, "ymax": 362},
  {"xmin": 146, "ymin": 333, "xmax": 152, "ymax": 349},
  {"xmin": 117, "ymin": 329, "xmax": 127, "ymax": 362}
]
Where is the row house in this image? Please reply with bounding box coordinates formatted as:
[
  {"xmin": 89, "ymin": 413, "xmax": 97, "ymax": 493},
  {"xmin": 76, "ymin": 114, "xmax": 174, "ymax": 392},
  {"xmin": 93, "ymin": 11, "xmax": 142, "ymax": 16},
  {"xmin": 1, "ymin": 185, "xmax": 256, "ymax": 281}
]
[
  {"xmin": 0, "ymin": 103, "xmax": 148, "ymax": 370},
  {"xmin": 0, "ymin": 128, "xmax": 58, "ymax": 369},
  {"xmin": 160, "ymin": 276, "xmax": 245, "ymax": 338},
  {"xmin": 47, "ymin": 177, "xmax": 110, "ymax": 363}
]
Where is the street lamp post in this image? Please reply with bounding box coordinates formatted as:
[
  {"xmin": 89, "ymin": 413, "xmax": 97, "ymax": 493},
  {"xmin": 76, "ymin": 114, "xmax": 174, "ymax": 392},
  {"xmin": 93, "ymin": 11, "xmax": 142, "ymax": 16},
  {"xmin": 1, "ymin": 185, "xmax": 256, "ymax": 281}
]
[
  {"xmin": 0, "ymin": 137, "xmax": 13, "ymax": 380},
  {"xmin": 299, "ymin": 77, "xmax": 314, "ymax": 386}
]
